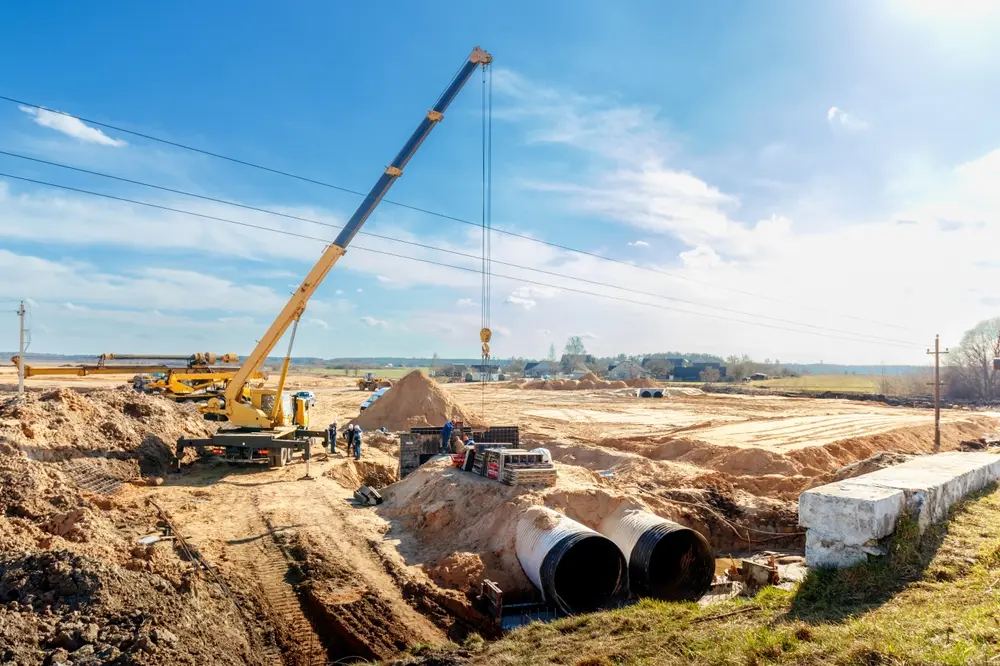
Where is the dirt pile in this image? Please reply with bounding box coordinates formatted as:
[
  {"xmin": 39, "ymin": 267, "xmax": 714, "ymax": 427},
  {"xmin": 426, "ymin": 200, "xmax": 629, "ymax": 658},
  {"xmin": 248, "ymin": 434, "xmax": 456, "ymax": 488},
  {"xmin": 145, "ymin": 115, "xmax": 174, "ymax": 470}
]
[
  {"xmin": 628, "ymin": 377, "xmax": 660, "ymax": 388},
  {"xmin": 0, "ymin": 387, "xmax": 215, "ymax": 474},
  {"xmin": 0, "ymin": 451, "xmax": 265, "ymax": 665},
  {"xmin": 325, "ymin": 460, "xmax": 398, "ymax": 490},
  {"xmin": 516, "ymin": 372, "xmax": 627, "ymax": 391},
  {"xmin": 352, "ymin": 371, "xmax": 479, "ymax": 432},
  {"xmin": 421, "ymin": 552, "xmax": 485, "ymax": 590},
  {"xmin": 0, "ymin": 549, "xmax": 264, "ymax": 666}
]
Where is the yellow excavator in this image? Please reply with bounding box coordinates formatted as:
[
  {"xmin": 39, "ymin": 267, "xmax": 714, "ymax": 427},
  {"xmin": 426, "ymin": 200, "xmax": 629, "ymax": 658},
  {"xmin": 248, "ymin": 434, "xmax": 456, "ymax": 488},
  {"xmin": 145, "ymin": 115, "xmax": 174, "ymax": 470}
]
[
  {"xmin": 12, "ymin": 353, "xmax": 266, "ymax": 401},
  {"xmin": 357, "ymin": 372, "xmax": 392, "ymax": 391},
  {"xmin": 175, "ymin": 46, "xmax": 492, "ymax": 469}
]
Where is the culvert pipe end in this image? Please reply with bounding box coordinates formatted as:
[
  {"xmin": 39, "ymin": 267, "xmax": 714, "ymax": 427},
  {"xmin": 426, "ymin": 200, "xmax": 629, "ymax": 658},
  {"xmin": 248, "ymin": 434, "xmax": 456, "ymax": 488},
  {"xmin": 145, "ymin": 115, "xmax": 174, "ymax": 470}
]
[
  {"xmin": 516, "ymin": 506, "xmax": 627, "ymax": 614},
  {"xmin": 600, "ymin": 510, "xmax": 714, "ymax": 601}
]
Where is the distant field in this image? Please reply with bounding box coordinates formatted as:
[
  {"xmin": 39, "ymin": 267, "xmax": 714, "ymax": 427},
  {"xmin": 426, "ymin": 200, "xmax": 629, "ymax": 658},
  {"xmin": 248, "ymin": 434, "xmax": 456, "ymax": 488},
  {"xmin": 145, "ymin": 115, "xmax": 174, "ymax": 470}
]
[
  {"xmin": 300, "ymin": 367, "xmax": 430, "ymax": 379},
  {"xmin": 750, "ymin": 374, "xmax": 881, "ymax": 393}
]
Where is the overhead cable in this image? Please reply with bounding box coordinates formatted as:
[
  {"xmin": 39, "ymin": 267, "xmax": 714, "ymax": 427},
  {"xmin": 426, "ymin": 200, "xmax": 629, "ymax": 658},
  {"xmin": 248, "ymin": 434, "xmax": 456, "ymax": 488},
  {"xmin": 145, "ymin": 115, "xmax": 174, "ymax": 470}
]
[
  {"xmin": 0, "ymin": 151, "xmax": 922, "ymax": 347},
  {"xmin": 0, "ymin": 170, "xmax": 924, "ymax": 350},
  {"xmin": 0, "ymin": 94, "xmax": 917, "ymax": 333}
]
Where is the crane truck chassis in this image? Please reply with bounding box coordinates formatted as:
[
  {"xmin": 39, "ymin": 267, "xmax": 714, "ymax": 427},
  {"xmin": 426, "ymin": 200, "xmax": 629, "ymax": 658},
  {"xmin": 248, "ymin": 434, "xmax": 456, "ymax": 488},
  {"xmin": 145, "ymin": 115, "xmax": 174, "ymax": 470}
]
[
  {"xmin": 175, "ymin": 426, "xmax": 330, "ymax": 469},
  {"xmin": 175, "ymin": 46, "xmax": 491, "ymax": 470}
]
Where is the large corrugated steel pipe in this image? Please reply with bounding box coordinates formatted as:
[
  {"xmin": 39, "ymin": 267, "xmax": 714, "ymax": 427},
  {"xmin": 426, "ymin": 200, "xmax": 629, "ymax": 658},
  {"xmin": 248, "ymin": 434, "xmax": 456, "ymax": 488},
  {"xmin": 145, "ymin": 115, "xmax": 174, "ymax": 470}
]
[
  {"xmin": 516, "ymin": 506, "xmax": 627, "ymax": 614},
  {"xmin": 600, "ymin": 509, "xmax": 714, "ymax": 601}
]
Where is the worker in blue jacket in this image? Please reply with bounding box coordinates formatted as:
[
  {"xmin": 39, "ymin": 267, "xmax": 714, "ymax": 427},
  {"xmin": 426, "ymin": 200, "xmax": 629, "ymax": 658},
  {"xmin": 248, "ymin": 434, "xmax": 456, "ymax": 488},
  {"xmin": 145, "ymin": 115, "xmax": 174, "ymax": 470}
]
[
  {"xmin": 327, "ymin": 421, "xmax": 337, "ymax": 453},
  {"xmin": 441, "ymin": 420, "xmax": 454, "ymax": 454},
  {"xmin": 352, "ymin": 426, "xmax": 363, "ymax": 460}
]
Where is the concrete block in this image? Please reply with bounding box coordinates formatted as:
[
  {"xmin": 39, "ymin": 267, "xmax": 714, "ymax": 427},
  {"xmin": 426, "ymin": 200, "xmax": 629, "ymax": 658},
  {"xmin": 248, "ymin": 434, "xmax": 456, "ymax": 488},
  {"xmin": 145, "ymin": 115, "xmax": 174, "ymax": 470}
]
[
  {"xmin": 799, "ymin": 481, "xmax": 905, "ymax": 545},
  {"xmin": 805, "ymin": 529, "xmax": 886, "ymax": 569},
  {"xmin": 845, "ymin": 451, "xmax": 1000, "ymax": 530},
  {"xmin": 800, "ymin": 452, "xmax": 1000, "ymax": 568}
]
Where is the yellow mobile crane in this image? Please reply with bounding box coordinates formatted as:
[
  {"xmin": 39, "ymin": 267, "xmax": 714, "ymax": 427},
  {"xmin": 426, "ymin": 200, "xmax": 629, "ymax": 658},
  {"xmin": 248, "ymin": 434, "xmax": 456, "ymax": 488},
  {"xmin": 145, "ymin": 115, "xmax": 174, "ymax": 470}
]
[
  {"xmin": 176, "ymin": 46, "xmax": 492, "ymax": 469},
  {"xmin": 12, "ymin": 352, "xmax": 266, "ymax": 401}
]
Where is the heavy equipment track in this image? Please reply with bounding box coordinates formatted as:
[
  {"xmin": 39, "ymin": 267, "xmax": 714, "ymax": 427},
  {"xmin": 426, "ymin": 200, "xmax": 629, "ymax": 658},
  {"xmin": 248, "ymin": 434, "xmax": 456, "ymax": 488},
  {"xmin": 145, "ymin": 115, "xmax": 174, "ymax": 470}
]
[{"xmin": 249, "ymin": 503, "xmax": 328, "ymax": 666}]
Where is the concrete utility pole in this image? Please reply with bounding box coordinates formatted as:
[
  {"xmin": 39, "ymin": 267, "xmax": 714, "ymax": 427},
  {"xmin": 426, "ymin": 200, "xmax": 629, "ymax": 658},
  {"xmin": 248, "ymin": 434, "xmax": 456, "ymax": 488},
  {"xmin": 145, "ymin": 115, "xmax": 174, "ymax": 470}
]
[
  {"xmin": 927, "ymin": 334, "xmax": 949, "ymax": 452},
  {"xmin": 17, "ymin": 300, "xmax": 25, "ymax": 396}
]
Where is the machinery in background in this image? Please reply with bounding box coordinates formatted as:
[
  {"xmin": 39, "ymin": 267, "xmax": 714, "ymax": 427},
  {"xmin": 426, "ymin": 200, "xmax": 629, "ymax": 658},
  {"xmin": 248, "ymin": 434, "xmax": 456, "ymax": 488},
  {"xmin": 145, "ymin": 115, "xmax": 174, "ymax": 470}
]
[
  {"xmin": 177, "ymin": 47, "xmax": 492, "ymax": 469},
  {"xmin": 11, "ymin": 352, "xmax": 265, "ymax": 402},
  {"xmin": 357, "ymin": 372, "xmax": 392, "ymax": 391},
  {"xmin": 360, "ymin": 387, "xmax": 389, "ymax": 411}
]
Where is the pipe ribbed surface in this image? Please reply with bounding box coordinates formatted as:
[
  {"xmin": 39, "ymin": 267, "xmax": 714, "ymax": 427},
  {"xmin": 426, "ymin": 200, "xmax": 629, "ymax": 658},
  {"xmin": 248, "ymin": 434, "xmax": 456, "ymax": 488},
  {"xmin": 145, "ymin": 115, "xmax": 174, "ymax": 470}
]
[
  {"xmin": 516, "ymin": 506, "xmax": 627, "ymax": 614},
  {"xmin": 600, "ymin": 509, "xmax": 714, "ymax": 601}
]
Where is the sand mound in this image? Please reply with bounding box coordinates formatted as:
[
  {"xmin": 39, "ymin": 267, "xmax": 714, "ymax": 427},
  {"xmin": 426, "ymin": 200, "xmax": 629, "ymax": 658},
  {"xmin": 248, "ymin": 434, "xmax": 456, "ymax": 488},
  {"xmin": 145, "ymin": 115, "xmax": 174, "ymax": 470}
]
[
  {"xmin": 515, "ymin": 373, "xmax": 624, "ymax": 391},
  {"xmin": 628, "ymin": 378, "xmax": 660, "ymax": 388},
  {"xmin": 351, "ymin": 370, "xmax": 479, "ymax": 431},
  {"xmin": 0, "ymin": 449, "xmax": 260, "ymax": 665},
  {"xmin": 0, "ymin": 387, "xmax": 215, "ymax": 474},
  {"xmin": 421, "ymin": 552, "xmax": 485, "ymax": 591},
  {"xmin": 325, "ymin": 460, "xmax": 398, "ymax": 489},
  {"xmin": 608, "ymin": 380, "xmax": 629, "ymax": 389}
]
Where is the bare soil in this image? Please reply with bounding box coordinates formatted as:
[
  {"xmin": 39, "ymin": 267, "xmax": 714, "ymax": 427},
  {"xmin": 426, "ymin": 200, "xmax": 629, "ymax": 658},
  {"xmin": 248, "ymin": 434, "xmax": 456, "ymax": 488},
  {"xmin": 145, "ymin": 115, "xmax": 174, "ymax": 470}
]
[{"xmin": 3, "ymin": 366, "xmax": 999, "ymax": 663}]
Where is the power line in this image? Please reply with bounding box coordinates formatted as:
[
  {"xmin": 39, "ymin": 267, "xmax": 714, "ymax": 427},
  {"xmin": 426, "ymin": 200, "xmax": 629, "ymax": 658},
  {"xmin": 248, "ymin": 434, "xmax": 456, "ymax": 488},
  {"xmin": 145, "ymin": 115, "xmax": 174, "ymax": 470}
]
[
  {"xmin": 0, "ymin": 151, "xmax": 922, "ymax": 347},
  {"xmin": 0, "ymin": 170, "xmax": 923, "ymax": 350},
  {"xmin": 1, "ymin": 94, "xmax": 917, "ymax": 333}
]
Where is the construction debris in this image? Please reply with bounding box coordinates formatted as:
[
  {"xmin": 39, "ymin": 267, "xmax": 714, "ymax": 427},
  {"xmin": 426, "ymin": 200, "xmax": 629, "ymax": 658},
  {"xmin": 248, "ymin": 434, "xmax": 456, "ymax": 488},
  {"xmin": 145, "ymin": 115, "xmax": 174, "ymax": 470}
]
[{"xmin": 354, "ymin": 485, "xmax": 384, "ymax": 506}]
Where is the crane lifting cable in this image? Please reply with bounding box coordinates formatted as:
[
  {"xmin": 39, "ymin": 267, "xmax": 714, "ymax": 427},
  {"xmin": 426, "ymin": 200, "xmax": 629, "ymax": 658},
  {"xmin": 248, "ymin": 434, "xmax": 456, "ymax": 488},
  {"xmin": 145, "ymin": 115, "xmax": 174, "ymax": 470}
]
[{"xmin": 480, "ymin": 60, "xmax": 494, "ymax": 413}]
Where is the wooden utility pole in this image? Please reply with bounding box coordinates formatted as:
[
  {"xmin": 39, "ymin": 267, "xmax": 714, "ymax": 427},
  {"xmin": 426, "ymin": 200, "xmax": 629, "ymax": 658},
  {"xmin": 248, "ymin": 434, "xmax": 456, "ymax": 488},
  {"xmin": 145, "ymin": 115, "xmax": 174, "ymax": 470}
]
[
  {"xmin": 17, "ymin": 300, "xmax": 25, "ymax": 396},
  {"xmin": 927, "ymin": 334, "xmax": 949, "ymax": 452}
]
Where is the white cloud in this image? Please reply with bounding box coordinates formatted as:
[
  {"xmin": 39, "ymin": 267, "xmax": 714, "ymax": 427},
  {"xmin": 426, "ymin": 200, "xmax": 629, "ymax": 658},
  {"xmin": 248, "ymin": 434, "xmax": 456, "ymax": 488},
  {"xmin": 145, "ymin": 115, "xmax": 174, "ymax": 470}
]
[
  {"xmin": 307, "ymin": 318, "xmax": 329, "ymax": 330},
  {"xmin": 627, "ymin": 240, "xmax": 650, "ymax": 247},
  {"xmin": 0, "ymin": 250, "xmax": 316, "ymax": 315},
  {"xmin": 376, "ymin": 275, "xmax": 394, "ymax": 284},
  {"xmin": 360, "ymin": 316, "xmax": 388, "ymax": 329},
  {"xmin": 580, "ymin": 331, "xmax": 600, "ymax": 340},
  {"xmin": 505, "ymin": 295, "xmax": 537, "ymax": 310},
  {"xmin": 357, "ymin": 288, "xmax": 364, "ymax": 293},
  {"xmin": 503, "ymin": 285, "xmax": 561, "ymax": 310},
  {"xmin": 827, "ymin": 106, "xmax": 869, "ymax": 132},
  {"xmin": 19, "ymin": 106, "xmax": 127, "ymax": 147},
  {"xmin": 456, "ymin": 298, "xmax": 476, "ymax": 307},
  {"xmin": 679, "ymin": 245, "xmax": 723, "ymax": 269},
  {"xmin": 335, "ymin": 289, "xmax": 344, "ymax": 295}
]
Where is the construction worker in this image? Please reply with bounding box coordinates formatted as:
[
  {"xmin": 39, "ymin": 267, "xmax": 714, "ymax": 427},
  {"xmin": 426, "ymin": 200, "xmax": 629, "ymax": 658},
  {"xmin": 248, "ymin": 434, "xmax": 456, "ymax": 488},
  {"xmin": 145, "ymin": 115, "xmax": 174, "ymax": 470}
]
[
  {"xmin": 441, "ymin": 420, "xmax": 454, "ymax": 454},
  {"xmin": 343, "ymin": 424, "xmax": 354, "ymax": 455},
  {"xmin": 352, "ymin": 426, "xmax": 363, "ymax": 460},
  {"xmin": 327, "ymin": 421, "xmax": 337, "ymax": 453}
]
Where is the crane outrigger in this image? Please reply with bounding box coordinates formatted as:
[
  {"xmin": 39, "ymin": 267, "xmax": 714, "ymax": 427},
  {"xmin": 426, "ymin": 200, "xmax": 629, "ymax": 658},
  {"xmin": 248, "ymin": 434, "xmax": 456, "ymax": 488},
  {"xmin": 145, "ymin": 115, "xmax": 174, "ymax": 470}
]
[{"xmin": 177, "ymin": 47, "xmax": 492, "ymax": 468}]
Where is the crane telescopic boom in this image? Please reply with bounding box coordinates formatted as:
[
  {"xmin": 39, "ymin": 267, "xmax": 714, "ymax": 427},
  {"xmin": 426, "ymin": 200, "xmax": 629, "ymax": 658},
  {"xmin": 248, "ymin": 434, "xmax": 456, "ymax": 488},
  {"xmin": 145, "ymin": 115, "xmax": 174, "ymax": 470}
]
[{"xmin": 208, "ymin": 47, "xmax": 491, "ymax": 429}]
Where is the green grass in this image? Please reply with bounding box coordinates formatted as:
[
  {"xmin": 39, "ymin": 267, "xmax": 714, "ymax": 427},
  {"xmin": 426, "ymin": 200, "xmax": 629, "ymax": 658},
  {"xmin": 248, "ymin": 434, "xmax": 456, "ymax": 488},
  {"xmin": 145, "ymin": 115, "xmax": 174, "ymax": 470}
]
[
  {"xmin": 410, "ymin": 486, "xmax": 1000, "ymax": 665},
  {"xmin": 750, "ymin": 374, "xmax": 882, "ymax": 394},
  {"xmin": 297, "ymin": 366, "xmax": 430, "ymax": 379}
]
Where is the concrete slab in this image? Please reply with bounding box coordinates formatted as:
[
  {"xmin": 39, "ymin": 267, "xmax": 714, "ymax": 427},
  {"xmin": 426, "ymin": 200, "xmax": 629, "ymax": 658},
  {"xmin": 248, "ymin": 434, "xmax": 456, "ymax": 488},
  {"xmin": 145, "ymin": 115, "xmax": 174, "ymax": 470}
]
[
  {"xmin": 805, "ymin": 529, "xmax": 886, "ymax": 569},
  {"xmin": 799, "ymin": 452, "xmax": 1000, "ymax": 568},
  {"xmin": 799, "ymin": 482, "xmax": 905, "ymax": 545},
  {"xmin": 840, "ymin": 451, "xmax": 1000, "ymax": 530}
]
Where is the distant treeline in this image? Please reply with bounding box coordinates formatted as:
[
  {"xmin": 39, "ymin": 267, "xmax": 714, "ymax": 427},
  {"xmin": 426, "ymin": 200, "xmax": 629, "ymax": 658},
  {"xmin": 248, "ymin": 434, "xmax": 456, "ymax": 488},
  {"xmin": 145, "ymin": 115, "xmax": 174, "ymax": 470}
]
[{"xmin": 5, "ymin": 352, "xmax": 928, "ymax": 376}]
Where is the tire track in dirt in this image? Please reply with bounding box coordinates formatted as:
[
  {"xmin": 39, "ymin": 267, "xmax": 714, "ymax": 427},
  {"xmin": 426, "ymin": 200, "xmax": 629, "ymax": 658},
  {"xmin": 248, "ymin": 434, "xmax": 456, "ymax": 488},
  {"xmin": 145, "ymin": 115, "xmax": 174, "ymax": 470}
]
[{"xmin": 246, "ymin": 498, "xmax": 328, "ymax": 666}]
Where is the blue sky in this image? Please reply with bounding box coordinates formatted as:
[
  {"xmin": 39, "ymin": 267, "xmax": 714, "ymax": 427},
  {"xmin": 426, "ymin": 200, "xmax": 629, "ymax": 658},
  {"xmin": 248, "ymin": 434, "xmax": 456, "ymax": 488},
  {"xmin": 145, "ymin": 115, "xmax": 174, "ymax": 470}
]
[{"xmin": 3, "ymin": 1, "xmax": 1000, "ymax": 364}]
